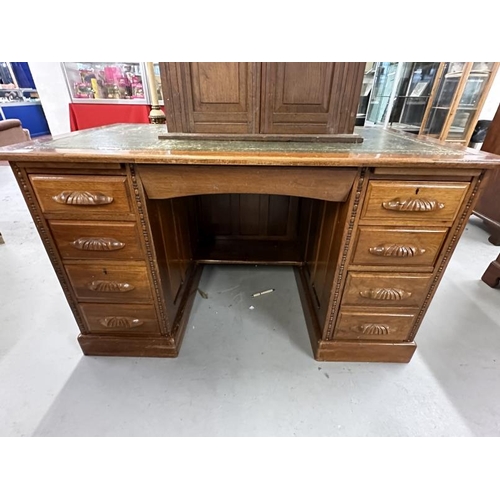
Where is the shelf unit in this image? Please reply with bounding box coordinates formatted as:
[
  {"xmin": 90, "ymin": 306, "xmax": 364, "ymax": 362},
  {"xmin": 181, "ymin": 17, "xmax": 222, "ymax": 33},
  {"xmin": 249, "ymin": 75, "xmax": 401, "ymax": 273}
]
[{"xmin": 419, "ymin": 62, "xmax": 500, "ymax": 144}]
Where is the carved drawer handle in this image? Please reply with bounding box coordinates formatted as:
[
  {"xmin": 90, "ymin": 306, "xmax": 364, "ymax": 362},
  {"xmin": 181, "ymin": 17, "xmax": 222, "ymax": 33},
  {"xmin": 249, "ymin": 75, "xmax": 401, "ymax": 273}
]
[
  {"xmin": 382, "ymin": 197, "xmax": 444, "ymax": 212},
  {"xmin": 99, "ymin": 316, "xmax": 144, "ymax": 328},
  {"xmin": 369, "ymin": 244, "xmax": 426, "ymax": 258},
  {"xmin": 87, "ymin": 280, "xmax": 135, "ymax": 293},
  {"xmin": 52, "ymin": 191, "xmax": 114, "ymax": 205},
  {"xmin": 71, "ymin": 237, "xmax": 125, "ymax": 251},
  {"xmin": 354, "ymin": 323, "xmax": 390, "ymax": 335},
  {"xmin": 359, "ymin": 288, "xmax": 412, "ymax": 301}
]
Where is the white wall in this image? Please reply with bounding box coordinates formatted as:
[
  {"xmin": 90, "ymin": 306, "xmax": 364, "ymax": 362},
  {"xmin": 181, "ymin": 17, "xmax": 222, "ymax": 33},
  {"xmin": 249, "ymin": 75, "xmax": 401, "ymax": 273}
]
[{"xmin": 29, "ymin": 62, "xmax": 71, "ymax": 137}]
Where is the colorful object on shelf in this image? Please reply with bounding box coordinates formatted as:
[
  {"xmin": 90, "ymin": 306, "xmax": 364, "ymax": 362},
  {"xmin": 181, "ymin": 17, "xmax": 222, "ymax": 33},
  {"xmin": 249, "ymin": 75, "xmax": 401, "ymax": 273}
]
[{"xmin": 67, "ymin": 63, "xmax": 145, "ymax": 100}]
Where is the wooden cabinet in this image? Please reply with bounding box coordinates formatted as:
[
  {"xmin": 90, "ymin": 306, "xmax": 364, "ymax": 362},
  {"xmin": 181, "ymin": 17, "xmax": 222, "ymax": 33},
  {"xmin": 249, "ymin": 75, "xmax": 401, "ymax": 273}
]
[
  {"xmin": 473, "ymin": 105, "xmax": 500, "ymax": 245},
  {"xmin": 260, "ymin": 62, "xmax": 364, "ymax": 134},
  {"xmin": 161, "ymin": 62, "xmax": 260, "ymax": 134},
  {"xmin": 160, "ymin": 62, "xmax": 365, "ymax": 135}
]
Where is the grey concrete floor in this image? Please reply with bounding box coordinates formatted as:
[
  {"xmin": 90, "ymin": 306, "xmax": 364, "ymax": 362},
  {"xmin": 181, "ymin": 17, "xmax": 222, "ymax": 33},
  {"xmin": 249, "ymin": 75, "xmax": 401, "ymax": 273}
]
[{"xmin": 1, "ymin": 163, "xmax": 500, "ymax": 436}]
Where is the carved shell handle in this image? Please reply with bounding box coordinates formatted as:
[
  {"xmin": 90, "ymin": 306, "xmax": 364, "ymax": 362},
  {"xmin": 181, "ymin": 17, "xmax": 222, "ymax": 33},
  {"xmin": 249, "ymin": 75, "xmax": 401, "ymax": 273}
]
[
  {"xmin": 53, "ymin": 191, "xmax": 113, "ymax": 205},
  {"xmin": 71, "ymin": 237, "xmax": 125, "ymax": 251},
  {"xmin": 359, "ymin": 288, "xmax": 412, "ymax": 301},
  {"xmin": 354, "ymin": 323, "xmax": 390, "ymax": 335},
  {"xmin": 382, "ymin": 197, "xmax": 444, "ymax": 212},
  {"xmin": 88, "ymin": 280, "xmax": 135, "ymax": 293},
  {"xmin": 369, "ymin": 244, "xmax": 426, "ymax": 258},
  {"xmin": 99, "ymin": 316, "xmax": 144, "ymax": 328}
]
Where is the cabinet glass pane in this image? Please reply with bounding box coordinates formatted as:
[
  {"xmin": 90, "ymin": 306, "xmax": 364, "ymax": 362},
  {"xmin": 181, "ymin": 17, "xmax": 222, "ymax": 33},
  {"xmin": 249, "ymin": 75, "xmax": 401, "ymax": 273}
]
[
  {"xmin": 153, "ymin": 63, "xmax": 163, "ymax": 102},
  {"xmin": 397, "ymin": 62, "xmax": 440, "ymax": 130},
  {"xmin": 422, "ymin": 62, "xmax": 461, "ymax": 136},
  {"xmin": 366, "ymin": 62, "xmax": 399, "ymax": 124},
  {"xmin": 64, "ymin": 62, "xmax": 146, "ymax": 101}
]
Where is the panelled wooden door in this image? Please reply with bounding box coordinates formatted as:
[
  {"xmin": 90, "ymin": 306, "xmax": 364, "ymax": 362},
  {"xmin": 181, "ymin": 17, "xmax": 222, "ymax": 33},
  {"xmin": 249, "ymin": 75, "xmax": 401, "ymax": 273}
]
[
  {"xmin": 260, "ymin": 62, "xmax": 365, "ymax": 134},
  {"xmin": 160, "ymin": 62, "xmax": 365, "ymax": 135},
  {"xmin": 160, "ymin": 62, "xmax": 261, "ymax": 133}
]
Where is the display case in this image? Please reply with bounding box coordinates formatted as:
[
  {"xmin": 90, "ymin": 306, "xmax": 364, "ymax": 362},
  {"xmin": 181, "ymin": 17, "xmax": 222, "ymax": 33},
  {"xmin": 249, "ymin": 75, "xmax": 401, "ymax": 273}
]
[
  {"xmin": 62, "ymin": 62, "xmax": 151, "ymax": 103},
  {"xmin": 419, "ymin": 62, "xmax": 500, "ymax": 144},
  {"xmin": 390, "ymin": 62, "xmax": 441, "ymax": 132},
  {"xmin": 62, "ymin": 62, "xmax": 164, "ymax": 131},
  {"xmin": 0, "ymin": 62, "xmax": 50, "ymax": 137}
]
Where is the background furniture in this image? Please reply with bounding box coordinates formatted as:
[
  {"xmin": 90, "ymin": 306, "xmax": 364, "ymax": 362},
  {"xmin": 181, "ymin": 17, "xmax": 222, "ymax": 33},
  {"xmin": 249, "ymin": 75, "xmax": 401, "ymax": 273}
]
[
  {"xmin": 0, "ymin": 118, "xmax": 30, "ymax": 147},
  {"xmin": 0, "ymin": 118, "xmax": 30, "ymax": 243},
  {"xmin": 63, "ymin": 62, "xmax": 165, "ymax": 131},
  {"xmin": 1, "ymin": 124, "xmax": 498, "ymax": 363},
  {"xmin": 482, "ymin": 254, "xmax": 500, "ymax": 288},
  {"xmin": 419, "ymin": 62, "xmax": 499, "ymax": 144},
  {"xmin": 474, "ymin": 104, "xmax": 500, "ymax": 244},
  {"xmin": 476, "ymin": 104, "xmax": 500, "ymax": 288},
  {"xmin": 1, "ymin": 62, "xmax": 50, "ymax": 137}
]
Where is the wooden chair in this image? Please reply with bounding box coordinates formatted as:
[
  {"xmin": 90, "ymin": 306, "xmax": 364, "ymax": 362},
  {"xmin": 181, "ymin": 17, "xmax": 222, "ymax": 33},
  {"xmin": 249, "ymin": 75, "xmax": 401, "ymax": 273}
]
[{"xmin": 0, "ymin": 119, "xmax": 31, "ymax": 244}]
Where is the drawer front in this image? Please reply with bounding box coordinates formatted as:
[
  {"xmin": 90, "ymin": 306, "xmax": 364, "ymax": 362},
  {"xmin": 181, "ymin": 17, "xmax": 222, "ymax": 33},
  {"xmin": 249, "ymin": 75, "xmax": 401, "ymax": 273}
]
[
  {"xmin": 335, "ymin": 310, "xmax": 416, "ymax": 341},
  {"xmin": 352, "ymin": 226, "xmax": 448, "ymax": 268},
  {"xmin": 66, "ymin": 263, "xmax": 153, "ymax": 303},
  {"xmin": 342, "ymin": 272, "xmax": 432, "ymax": 308},
  {"xmin": 80, "ymin": 303, "xmax": 160, "ymax": 335},
  {"xmin": 30, "ymin": 175, "xmax": 132, "ymax": 215},
  {"xmin": 49, "ymin": 221, "xmax": 144, "ymax": 260},
  {"xmin": 362, "ymin": 181, "xmax": 469, "ymax": 222}
]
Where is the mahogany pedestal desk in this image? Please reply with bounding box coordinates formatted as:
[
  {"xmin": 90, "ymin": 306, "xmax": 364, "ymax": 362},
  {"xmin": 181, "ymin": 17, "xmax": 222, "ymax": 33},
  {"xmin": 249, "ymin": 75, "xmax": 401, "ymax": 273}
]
[{"xmin": 1, "ymin": 124, "xmax": 499, "ymax": 362}]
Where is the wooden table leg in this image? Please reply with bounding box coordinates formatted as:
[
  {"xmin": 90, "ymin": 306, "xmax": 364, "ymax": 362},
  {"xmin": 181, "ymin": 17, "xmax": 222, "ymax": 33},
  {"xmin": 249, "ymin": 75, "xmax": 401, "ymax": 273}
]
[{"xmin": 482, "ymin": 253, "xmax": 500, "ymax": 288}]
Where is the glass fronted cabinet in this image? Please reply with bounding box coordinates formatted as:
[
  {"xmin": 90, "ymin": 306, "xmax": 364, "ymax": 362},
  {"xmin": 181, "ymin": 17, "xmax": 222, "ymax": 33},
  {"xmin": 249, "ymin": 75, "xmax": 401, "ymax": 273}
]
[
  {"xmin": 0, "ymin": 62, "xmax": 50, "ymax": 137},
  {"xmin": 419, "ymin": 62, "xmax": 500, "ymax": 144},
  {"xmin": 62, "ymin": 62, "xmax": 150, "ymax": 103}
]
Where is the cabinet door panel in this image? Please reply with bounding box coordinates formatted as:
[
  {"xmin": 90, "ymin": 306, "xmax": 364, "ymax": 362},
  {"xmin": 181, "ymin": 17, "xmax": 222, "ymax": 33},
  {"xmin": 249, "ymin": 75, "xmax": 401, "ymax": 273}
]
[
  {"xmin": 160, "ymin": 62, "xmax": 260, "ymax": 133},
  {"xmin": 260, "ymin": 62, "xmax": 365, "ymax": 134}
]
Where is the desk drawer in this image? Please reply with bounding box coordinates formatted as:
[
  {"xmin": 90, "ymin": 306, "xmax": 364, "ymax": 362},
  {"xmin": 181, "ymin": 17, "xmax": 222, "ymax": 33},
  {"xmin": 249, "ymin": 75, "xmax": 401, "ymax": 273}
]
[
  {"xmin": 342, "ymin": 272, "xmax": 432, "ymax": 308},
  {"xmin": 362, "ymin": 181, "xmax": 469, "ymax": 223},
  {"xmin": 352, "ymin": 226, "xmax": 447, "ymax": 268},
  {"xmin": 80, "ymin": 303, "xmax": 160, "ymax": 335},
  {"xmin": 66, "ymin": 263, "xmax": 152, "ymax": 303},
  {"xmin": 334, "ymin": 310, "xmax": 416, "ymax": 342},
  {"xmin": 30, "ymin": 175, "xmax": 132, "ymax": 215},
  {"xmin": 49, "ymin": 221, "xmax": 144, "ymax": 260}
]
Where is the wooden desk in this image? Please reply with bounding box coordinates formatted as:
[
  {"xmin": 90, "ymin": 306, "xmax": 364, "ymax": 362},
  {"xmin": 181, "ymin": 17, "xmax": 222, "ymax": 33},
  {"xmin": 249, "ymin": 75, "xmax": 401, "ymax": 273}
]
[{"xmin": 1, "ymin": 124, "xmax": 499, "ymax": 362}]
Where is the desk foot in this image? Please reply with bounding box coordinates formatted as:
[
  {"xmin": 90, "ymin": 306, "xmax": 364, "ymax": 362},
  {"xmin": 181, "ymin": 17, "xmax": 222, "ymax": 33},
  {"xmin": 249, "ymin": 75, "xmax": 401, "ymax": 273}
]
[
  {"xmin": 315, "ymin": 340, "xmax": 417, "ymax": 363},
  {"xmin": 78, "ymin": 334, "xmax": 179, "ymax": 357},
  {"xmin": 481, "ymin": 253, "xmax": 500, "ymax": 288}
]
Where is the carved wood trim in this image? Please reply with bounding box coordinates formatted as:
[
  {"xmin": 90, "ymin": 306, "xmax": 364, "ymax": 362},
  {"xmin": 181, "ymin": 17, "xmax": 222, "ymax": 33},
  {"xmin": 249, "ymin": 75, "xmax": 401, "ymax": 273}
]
[
  {"xmin": 355, "ymin": 324, "xmax": 390, "ymax": 335},
  {"xmin": 128, "ymin": 165, "xmax": 172, "ymax": 341},
  {"xmin": 11, "ymin": 165, "xmax": 88, "ymax": 333},
  {"xmin": 325, "ymin": 168, "xmax": 367, "ymax": 340},
  {"xmin": 71, "ymin": 237, "xmax": 125, "ymax": 251},
  {"xmin": 359, "ymin": 288, "xmax": 411, "ymax": 301},
  {"xmin": 369, "ymin": 244, "xmax": 426, "ymax": 257},
  {"xmin": 87, "ymin": 280, "xmax": 135, "ymax": 293},
  {"xmin": 409, "ymin": 174, "xmax": 485, "ymax": 341},
  {"xmin": 99, "ymin": 316, "xmax": 144, "ymax": 328},
  {"xmin": 52, "ymin": 191, "xmax": 113, "ymax": 205},
  {"xmin": 382, "ymin": 197, "xmax": 444, "ymax": 212}
]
